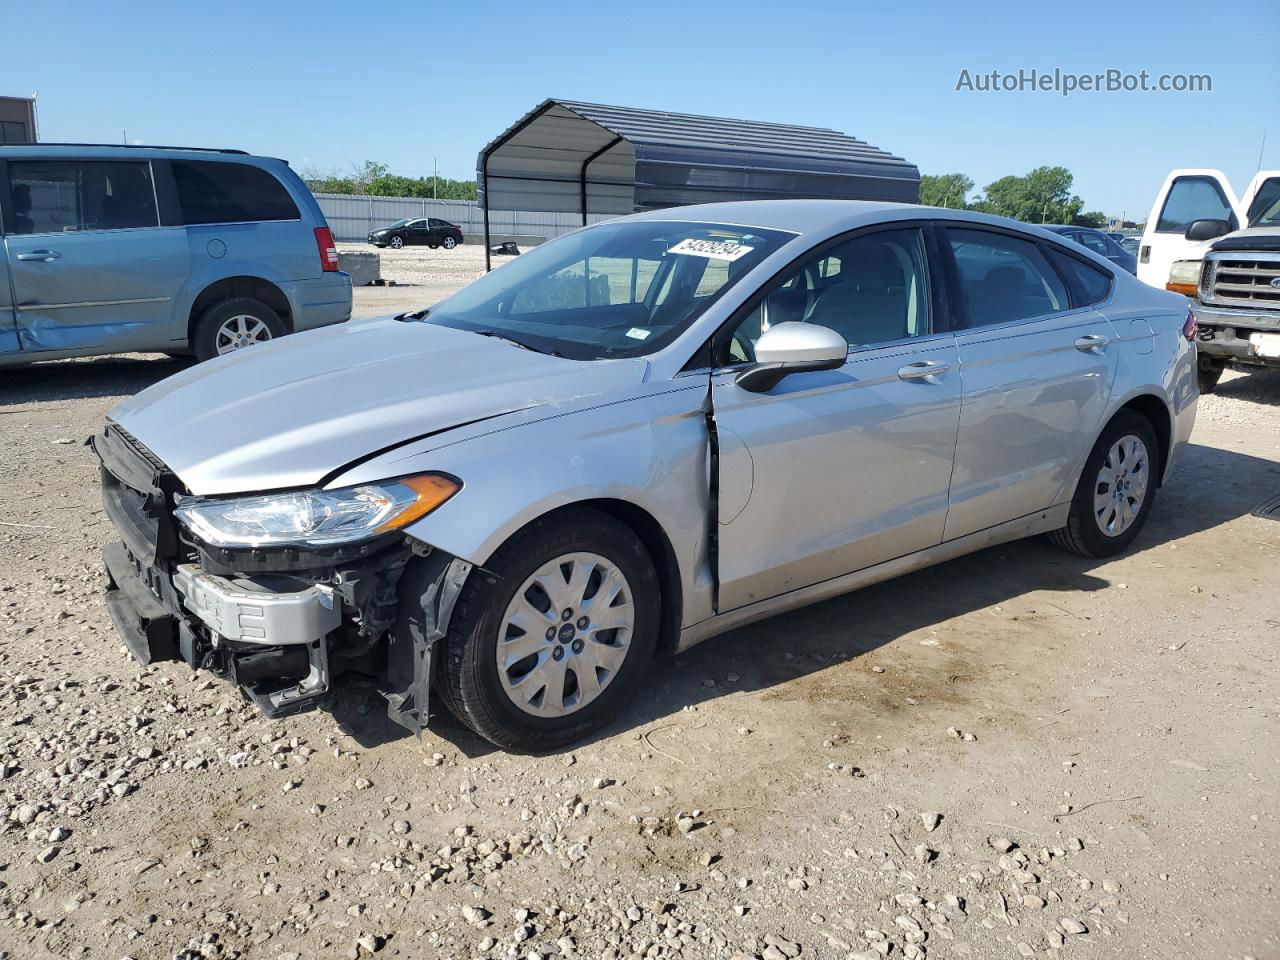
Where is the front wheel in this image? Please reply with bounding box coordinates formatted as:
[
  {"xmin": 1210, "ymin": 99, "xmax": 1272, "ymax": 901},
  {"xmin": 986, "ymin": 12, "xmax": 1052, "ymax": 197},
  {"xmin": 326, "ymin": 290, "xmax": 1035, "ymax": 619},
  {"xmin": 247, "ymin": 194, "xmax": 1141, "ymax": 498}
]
[
  {"xmin": 388, "ymin": 235, "xmax": 404, "ymax": 249},
  {"xmin": 437, "ymin": 508, "xmax": 659, "ymax": 751},
  {"xmin": 1048, "ymin": 411, "xmax": 1159, "ymax": 558},
  {"xmin": 1197, "ymin": 355, "xmax": 1226, "ymax": 394},
  {"xmin": 442, "ymin": 235, "xmax": 458, "ymax": 250}
]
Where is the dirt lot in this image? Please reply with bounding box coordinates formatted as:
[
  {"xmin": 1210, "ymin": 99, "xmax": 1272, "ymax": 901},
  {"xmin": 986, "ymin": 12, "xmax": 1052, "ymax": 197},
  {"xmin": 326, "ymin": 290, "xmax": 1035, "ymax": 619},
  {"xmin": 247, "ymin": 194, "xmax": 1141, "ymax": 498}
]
[{"xmin": 0, "ymin": 257, "xmax": 1277, "ymax": 960}]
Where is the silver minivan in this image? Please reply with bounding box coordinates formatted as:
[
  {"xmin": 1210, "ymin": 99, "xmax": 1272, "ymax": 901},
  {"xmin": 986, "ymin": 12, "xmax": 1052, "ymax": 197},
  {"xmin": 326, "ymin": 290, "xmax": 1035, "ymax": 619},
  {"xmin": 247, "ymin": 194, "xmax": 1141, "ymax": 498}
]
[
  {"xmin": 93, "ymin": 201, "xmax": 1198, "ymax": 751},
  {"xmin": 1, "ymin": 144, "xmax": 352, "ymax": 365}
]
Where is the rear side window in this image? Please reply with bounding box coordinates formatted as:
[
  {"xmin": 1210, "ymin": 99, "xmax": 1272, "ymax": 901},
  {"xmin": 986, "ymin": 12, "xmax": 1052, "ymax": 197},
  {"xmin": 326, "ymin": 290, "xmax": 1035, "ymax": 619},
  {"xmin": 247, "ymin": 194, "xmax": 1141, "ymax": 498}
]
[
  {"xmin": 1074, "ymin": 231, "xmax": 1110, "ymax": 256},
  {"xmin": 9, "ymin": 160, "xmax": 158, "ymax": 234},
  {"xmin": 1156, "ymin": 176, "xmax": 1238, "ymax": 233},
  {"xmin": 171, "ymin": 160, "xmax": 300, "ymax": 225},
  {"xmin": 1046, "ymin": 247, "xmax": 1113, "ymax": 306},
  {"xmin": 947, "ymin": 228, "xmax": 1069, "ymax": 327}
]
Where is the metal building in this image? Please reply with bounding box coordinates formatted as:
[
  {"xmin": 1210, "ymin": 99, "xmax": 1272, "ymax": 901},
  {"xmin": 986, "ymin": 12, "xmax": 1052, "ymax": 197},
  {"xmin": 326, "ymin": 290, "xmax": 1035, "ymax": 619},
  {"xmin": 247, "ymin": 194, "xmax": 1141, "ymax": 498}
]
[
  {"xmin": 0, "ymin": 96, "xmax": 38, "ymax": 144},
  {"xmin": 476, "ymin": 98, "xmax": 919, "ymax": 266}
]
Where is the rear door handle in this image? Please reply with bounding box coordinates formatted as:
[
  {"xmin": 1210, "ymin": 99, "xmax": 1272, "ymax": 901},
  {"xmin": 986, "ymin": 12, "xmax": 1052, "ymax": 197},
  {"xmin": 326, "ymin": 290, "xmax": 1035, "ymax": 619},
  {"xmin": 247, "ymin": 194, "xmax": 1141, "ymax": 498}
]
[
  {"xmin": 15, "ymin": 249, "xmax": 61, "ymax": 262},
  {"xmin": 1074, "ymin": 334, "xmax": 1112, "ymax": 352},
  {"xmin": 898, "ymin": 360, "xmax": 951, "ymax": 380}
]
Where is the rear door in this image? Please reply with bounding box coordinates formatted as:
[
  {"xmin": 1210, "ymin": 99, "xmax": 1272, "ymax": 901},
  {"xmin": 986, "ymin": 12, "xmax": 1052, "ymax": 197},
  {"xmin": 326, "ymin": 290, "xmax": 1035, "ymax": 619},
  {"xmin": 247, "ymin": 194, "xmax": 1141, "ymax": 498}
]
[
  {"xmin": 1137, "ymin": 169, "xmax": 1242, "ymax": 289},
  {"xmin": 4, "ymin": 157, "xmax": 188, "ymax": 354},
  {"xmin": 942, "ymin": 225, "xmax": 1118, "ymax": 540},
  {"xmin": 0, "ymin": 162, "xmax": 17, "ymax": 353}
]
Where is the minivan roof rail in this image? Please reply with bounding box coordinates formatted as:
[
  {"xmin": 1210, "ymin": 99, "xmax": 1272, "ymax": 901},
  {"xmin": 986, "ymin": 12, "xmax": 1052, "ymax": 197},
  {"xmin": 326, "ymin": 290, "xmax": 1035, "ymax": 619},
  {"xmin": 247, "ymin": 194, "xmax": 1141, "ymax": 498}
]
[{"xmin": 2, "ymin": 143, "xmax": 250, "ymax": 155}]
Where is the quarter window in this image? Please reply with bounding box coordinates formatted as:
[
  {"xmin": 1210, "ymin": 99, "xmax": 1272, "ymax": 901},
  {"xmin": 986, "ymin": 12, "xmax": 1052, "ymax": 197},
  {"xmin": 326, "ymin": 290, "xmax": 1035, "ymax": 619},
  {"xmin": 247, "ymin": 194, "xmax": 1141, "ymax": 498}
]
[
  {"xmin": 1156, "ymin": 176, "xmax": 1238, "ymax": 233},
  {"xmin": 9, "ymin": 160, "xmax": 158, "ymax": 234},
  {"xmin": 947, "ymin": 228, "xmax": 1069, "ymax": 327},
  {"xmin": 171, "ymin": 160, "xmax": 300, "ymax": 225},
  {"xmin": 723, "ymin": 228, "xmax": 930, "ymax": 363},
  {"xmin": 1046, "ymin": 247, "xmax": 1113, "ymax": 306}
]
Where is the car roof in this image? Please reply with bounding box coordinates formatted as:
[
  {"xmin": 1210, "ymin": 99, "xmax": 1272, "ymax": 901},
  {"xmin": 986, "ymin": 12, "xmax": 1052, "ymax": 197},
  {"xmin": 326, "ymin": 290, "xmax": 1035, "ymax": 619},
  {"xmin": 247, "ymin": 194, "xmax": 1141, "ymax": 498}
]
[{"xmin": 0, "ymin": 143, "xmax": 282, "ymax": 163}]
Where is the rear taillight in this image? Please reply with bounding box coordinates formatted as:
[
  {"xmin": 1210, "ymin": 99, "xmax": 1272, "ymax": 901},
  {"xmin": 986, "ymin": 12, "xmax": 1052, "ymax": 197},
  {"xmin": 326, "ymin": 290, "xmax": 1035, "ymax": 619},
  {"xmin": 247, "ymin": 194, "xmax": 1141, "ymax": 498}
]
[
  {"xmin": 1182, "ymin": 307, "xmax": 1196, "ymax": 341},
  {"xmin": 314, "ymin": 226, "xmax": 339, "ymax": 272}
]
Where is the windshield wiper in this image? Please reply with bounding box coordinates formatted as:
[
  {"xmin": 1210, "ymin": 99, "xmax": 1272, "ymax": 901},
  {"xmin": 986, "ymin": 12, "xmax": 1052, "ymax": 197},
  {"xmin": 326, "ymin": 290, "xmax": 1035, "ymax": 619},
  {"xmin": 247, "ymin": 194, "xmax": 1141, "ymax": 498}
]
[
  {"xmin": 473, "ymin": 330, "xmax": 563, "ymax": 357},
  {"xmin": 394, "ymin": 308, "xmax": 430, "ymax": 321}
]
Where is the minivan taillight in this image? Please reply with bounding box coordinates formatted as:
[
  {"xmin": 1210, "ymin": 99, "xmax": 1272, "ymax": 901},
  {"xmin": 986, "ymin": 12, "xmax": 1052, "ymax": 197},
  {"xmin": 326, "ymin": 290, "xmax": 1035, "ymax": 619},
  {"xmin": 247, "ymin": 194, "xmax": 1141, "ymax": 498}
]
[
  {"xmin": 1182, "ymin": 307, "xmax": 1197, "ymax": 341},
  {"xmin": 314, "ymin": 227, "xmax": 339, "ymax": 272}
]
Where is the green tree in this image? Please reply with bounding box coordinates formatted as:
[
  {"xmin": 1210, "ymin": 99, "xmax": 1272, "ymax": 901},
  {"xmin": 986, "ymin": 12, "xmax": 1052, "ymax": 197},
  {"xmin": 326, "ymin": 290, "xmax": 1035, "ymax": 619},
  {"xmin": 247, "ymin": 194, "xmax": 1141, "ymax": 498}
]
[
  {"xmin": 1073, "ymin": 210, "xmax": 1107, "ymax": 228},
  {"xmin": 919, "ymin": 173, "xmax": 975, "ymax": 209},
  {"xmin": 302, "ymin": 162, "xmax": 477, "ymax": 201},
  {"xmin": 978, "ymin": 166, "xmax": 1085, "ymax": 224}
]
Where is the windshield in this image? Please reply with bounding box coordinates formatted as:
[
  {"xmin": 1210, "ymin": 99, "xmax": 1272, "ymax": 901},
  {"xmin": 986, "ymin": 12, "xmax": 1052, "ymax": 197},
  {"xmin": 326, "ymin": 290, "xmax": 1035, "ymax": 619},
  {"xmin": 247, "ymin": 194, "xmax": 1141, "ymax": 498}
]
[
  {"xmin": 1248, "ymin": 177, "xmax": 1280, "ymax": 227},
  {"xmin": 419, "ymin": 219, "xmax": 793, "ymax": 360}
]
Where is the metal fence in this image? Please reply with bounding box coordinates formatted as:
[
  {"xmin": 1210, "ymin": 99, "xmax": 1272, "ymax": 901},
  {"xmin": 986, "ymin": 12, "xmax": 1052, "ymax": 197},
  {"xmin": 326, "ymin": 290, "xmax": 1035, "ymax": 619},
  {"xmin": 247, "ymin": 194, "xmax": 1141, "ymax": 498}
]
[{"xmin": 314, "ymin": 193, "xmax": 614, "ymax": 244}]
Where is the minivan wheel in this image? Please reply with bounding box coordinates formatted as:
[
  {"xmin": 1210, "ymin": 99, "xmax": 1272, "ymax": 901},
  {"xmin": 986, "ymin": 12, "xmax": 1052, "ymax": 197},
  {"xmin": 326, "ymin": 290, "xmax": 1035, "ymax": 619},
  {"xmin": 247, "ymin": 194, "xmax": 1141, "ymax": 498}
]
[
  {"xmin": 193, "ymin": 298, "xmax": 286, "ymax": 362},
  {"xmin": 442, "ymin": 235, "xmax": 458, "ymax": 250},
  {"xmin": 438, "ymin": 507, "xmax": 659, "ymax": 752},
  {"xmin": 1048, "ymin": 411, "xmax": 1159, "ymax": 559},
  {"xmin": 389, "ymin": 235, "xmax": 404, "ymax": 249}
]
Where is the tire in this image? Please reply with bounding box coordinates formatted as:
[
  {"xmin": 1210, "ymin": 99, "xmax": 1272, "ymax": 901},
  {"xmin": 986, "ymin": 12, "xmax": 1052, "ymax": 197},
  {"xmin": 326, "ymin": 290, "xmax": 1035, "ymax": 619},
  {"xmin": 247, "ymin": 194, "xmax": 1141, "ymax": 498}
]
[
  {"xmin": 438, "ymin": 507, "xmax": 660, "ymax": 752},
  {"xmin": 442, "ymin": 235, "xmax": 458, "ymax": 250},
  {"xmin": 427, "ymin": 242, "xmax": 440, "ymax": 250},
  {"xmin": 192, "ymin": 297, "xmax": 286, "ymax": 363},
  {"xmin": 1048, "ymin": 411, "xmax": 1160, "ymax": 558},
  {"xmin": 388, "ymin": 235, "xmax": 404, "ymax": 250},
  {"xmin": 1197, "ymin": 355, "xmax": 1226, "ymax": 394}
]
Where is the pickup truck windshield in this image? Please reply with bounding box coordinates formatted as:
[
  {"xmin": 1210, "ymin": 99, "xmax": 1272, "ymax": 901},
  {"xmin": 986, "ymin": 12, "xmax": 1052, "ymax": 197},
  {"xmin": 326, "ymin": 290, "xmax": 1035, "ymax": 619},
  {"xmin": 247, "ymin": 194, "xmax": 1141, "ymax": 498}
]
[
  {"xmin": 1248, "ymin": 177, "xmax": 1280, "ymax": 227},
  {"xmin": 421, "ymin": 220, "xmax": 793, "ymax": 360}
]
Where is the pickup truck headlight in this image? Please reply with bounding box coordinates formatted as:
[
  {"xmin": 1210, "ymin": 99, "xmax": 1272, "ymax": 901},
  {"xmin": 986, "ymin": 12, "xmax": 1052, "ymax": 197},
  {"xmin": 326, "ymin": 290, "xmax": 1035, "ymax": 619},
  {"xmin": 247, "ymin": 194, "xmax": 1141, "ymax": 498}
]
[
  {"xmin": 174, "ymin": 474, "xmax": 459, "ymax": 548},
  {"xmin": 1166, "ymin": 260, "xmax": 1201, "ymax": 297}
]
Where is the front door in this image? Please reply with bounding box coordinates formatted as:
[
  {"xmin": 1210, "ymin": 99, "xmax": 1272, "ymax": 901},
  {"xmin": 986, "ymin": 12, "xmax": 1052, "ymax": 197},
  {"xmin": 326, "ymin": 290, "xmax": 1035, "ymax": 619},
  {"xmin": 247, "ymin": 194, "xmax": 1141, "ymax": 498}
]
[
  {"xmin": 1137, "ymin": 169, "xmax": 1242, "ymax": 289},
  {"xmin": 711, "ymin": 225, "xmax": 962, "ymax": 611},
  {"xmin": 941, "ymin": 226, "xmax": 1118, "ymax": 539},
  {"xmin": 4, "ymin": 158, "xmax": 188, "ymax": 355}
]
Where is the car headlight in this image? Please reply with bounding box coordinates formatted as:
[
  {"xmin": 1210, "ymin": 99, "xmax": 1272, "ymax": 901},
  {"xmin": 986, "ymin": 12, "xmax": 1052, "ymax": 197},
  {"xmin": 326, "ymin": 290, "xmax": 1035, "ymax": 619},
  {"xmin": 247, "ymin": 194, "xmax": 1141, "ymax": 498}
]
[{"xmin": 174, "ymin": 474, "xmax": 459, "ymax": 548}]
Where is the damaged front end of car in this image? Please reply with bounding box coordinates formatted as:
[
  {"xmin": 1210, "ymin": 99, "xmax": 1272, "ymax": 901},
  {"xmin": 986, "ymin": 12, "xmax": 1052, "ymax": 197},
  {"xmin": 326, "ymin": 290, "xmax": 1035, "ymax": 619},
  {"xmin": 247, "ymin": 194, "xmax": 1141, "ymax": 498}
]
[{"xmin": 93, "ymin": 421, "xmax": 471, "ymax": 735}]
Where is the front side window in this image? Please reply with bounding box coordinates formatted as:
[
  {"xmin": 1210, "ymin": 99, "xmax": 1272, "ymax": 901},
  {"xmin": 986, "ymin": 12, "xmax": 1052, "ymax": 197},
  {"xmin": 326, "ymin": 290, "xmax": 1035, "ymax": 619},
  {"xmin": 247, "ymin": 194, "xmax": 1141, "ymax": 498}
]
[
  {"xmin": 171, "ymin": 160, "xmax": 300, "ymax": 225},
  {"xmin": 722, "ymin": 227, "xmax": 931, "ymax": 364},
  {"xmin": 948, "ymin": 228, "xmax": 1069, "ymax": 328},
  {"xmin": 423, "ymin": 220, "xmax": 792, "ymax": 360},
  {"xmin": 1247, "ymin": 177, "xmax": 1280, "ymax": 227},
  {"xmin": 1156, "ymin": 176, "xmax": 1238, "ymax": 233},
  {"xmin": 9, "ymin": 160, "xmax": 158, "ymax": 234}
]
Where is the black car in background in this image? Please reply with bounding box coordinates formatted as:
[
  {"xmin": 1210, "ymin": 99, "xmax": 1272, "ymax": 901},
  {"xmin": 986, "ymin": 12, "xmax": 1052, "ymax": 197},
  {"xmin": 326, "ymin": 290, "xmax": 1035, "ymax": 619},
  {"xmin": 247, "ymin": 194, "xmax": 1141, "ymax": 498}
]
[
  {"xmin": 1042, "ymin": 224, "xmax": 1138, "ymax": 274},
  {"xmin": 368, "ymin": 217, "xmax": 463, "ymax": 250}
]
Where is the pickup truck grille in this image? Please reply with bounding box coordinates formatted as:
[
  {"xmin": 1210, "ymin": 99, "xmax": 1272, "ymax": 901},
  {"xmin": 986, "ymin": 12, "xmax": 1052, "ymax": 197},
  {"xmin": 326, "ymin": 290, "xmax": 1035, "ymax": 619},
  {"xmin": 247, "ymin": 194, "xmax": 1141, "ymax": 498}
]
[{"xmin": 1207, "ymin": 256, "xmax": 1280, "ymax": 308}]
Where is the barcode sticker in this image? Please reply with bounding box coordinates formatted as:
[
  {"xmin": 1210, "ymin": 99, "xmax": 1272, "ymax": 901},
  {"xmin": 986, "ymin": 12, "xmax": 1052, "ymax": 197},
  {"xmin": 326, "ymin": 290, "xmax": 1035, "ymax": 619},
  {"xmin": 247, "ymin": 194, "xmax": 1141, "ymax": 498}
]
[{"xmin": 666, "ymin": 238, "xmax": 755, "ymax": 262}]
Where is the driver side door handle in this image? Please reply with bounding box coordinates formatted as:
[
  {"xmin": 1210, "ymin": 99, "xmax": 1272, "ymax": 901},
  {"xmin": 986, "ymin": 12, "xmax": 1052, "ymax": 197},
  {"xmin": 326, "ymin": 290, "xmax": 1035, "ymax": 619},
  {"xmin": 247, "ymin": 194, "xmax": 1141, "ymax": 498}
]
[
  {"xmin": 16, "ymin": 249, "xmax": 61, "ymax": 262},
  {"xmin": 898, "ymin": 360, "xmax": 951, "ymax": 381}
]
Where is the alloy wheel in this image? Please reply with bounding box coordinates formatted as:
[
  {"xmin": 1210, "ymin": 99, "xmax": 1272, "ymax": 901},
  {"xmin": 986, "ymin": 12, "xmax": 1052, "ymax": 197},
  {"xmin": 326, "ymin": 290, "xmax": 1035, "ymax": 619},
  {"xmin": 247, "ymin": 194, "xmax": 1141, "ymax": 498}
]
[
  {"xmin": 389, "ymin": 236, "xmax": 404, "ymax": 249},
  {"xmin": 214, "ymin": 315, "xmax": 273, "ymax": 355},
  {"xmin": 1093, "ymin": 434, "xmax": 1150, "ymax": 537},
  {"xmin": 496, "ymin": 552, "xmax": 634, "ymax": 718}
]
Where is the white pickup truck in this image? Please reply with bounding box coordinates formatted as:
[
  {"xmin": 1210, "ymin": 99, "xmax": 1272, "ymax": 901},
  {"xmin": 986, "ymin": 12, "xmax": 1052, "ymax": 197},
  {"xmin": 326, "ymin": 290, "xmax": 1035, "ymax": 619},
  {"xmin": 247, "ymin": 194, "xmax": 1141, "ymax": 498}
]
[{"xmin": 1137, "ymin": 168, "xmax": 1280, "ymax": 391}]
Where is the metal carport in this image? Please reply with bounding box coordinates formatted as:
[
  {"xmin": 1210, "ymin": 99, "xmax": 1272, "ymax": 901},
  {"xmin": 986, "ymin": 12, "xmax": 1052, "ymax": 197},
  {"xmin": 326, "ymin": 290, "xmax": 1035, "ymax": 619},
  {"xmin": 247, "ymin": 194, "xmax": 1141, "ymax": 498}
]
[{"xmin": 476, "ymin": 98, "xmax": 920, "ymax": 268}]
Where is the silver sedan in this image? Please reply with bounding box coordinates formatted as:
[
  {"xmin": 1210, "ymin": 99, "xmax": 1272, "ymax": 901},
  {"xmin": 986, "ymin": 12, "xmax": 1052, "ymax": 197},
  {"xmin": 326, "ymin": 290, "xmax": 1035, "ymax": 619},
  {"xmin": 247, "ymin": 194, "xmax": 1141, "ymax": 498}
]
[{"xmin": 96, "ymin": 201, "xmax": 1198, "ymax": 750}]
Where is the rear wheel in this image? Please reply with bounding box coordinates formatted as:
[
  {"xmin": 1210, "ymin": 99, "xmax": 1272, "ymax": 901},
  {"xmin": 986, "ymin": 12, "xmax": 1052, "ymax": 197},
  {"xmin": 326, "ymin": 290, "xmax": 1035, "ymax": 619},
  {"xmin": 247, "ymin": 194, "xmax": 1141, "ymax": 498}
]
[
  {"xmin": 192, "ymin": 297, "xmax": 286, "ymax": 362},
  {"xmin": 1197, "ymin": 354, "xmax": 1226, "ymax": 394},
  {"xmin": 1049, "ymin": 411, "xmax": 1159, "ymax": 558},
  {"xmin": 388, "ymin": 235, "xmax": 404, "ymax": 249},
  {"xmin": 442, "ymin": 235, "xmax": 458, "ymax": 250},
  {"xmin": 438, "ymin": 508, "xmax": 659, "ymax": 751}
]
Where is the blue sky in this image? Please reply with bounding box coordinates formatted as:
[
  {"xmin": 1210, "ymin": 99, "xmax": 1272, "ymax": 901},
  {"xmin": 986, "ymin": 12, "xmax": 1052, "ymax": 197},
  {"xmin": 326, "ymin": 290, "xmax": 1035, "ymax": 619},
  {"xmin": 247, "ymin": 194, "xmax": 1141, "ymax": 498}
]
[{"xmin": 4, "ymin": 0, "xmax": 1276, "ymax": 219}]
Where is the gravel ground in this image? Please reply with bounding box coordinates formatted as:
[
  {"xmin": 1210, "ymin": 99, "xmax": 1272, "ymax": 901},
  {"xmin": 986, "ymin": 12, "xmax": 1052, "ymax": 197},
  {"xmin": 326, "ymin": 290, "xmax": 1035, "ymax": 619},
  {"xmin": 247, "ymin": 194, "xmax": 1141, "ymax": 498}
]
[
  {"xmin": 342, "ymin": 243, "xmax": 506, "ymax": 321},
  {"xmin": 0, "ymin": 285, "xmax": 1277, "ymax": 960}
]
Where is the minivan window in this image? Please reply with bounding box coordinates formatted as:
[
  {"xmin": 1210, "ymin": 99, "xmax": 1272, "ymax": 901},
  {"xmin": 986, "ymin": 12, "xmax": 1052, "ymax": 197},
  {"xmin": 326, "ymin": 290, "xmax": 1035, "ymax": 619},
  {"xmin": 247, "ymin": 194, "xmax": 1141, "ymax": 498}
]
[
  {"xmin": 1156, "ymin": 176, "xmax": 1238, "ymax": 233},
  {"xmin": 1046, "ymin": 247, "xmax": 1113, "ymax": 306},
  {"xmin": 171, "ymin": 160, "xmax": 300, "ymax": 225},
  {"xmin": 9, "ymin": 160, "xmax": 158, "ymax": 234},
  {"xmin": 948, "ymin": 228, "xmax": 1069, "ymax": 327}
]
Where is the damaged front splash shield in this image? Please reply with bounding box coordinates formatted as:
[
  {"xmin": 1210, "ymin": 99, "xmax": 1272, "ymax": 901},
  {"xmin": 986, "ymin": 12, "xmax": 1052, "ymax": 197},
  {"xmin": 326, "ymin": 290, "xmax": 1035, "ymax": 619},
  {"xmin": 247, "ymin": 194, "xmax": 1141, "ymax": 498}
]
[{"xmin": 382, "ymin": 551, "xmax": 472, "ymax": 735}]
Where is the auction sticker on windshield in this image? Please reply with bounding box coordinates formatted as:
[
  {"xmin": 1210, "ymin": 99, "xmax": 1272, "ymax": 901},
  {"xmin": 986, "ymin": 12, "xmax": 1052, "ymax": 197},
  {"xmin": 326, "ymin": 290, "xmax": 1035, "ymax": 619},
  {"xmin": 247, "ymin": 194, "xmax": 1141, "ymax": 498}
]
[{"xmin": 667, "ymin": 238, "xmax": 755, "ymax": 261}]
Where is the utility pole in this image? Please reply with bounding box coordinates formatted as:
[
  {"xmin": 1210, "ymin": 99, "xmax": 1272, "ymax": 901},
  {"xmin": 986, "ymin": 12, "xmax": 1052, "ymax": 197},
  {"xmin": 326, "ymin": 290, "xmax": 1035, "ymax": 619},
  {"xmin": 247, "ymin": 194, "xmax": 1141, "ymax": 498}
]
[{"xmin": 433, "ymin": 157, "xmax": 438, "ymax": 200}]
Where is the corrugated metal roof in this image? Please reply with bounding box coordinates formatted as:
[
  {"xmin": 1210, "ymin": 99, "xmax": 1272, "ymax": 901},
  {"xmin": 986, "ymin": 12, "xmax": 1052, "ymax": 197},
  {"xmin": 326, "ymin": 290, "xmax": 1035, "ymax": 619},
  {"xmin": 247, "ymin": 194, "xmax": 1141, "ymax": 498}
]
[{"xmin": 477, "ymin": 98, "xmax": 919, "ymax": 223}]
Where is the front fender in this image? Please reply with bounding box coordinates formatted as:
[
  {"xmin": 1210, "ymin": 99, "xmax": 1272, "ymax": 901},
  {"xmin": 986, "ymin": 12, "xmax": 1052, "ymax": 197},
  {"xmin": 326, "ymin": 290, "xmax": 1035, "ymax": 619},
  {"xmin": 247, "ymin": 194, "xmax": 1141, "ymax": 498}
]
[{"xmin": 330, "ymin": 385, "xmax": 714, "ymax": 628}]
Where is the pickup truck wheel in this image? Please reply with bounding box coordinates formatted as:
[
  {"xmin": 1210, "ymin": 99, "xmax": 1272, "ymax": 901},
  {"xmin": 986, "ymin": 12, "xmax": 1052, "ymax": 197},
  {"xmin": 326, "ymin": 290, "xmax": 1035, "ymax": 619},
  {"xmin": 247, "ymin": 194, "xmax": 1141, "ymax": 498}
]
[
  {"xmin": 192, "ymin": 298, "xmax": 286, "ymax": 362},
  {"xmin": 1197, "ymin": 355, "xmax": 1226, "ymax": 394},
  {"xmin": 439, "ymin": 508, "xmax": 659, "ymax": 752},
  {"xmin": 1048, "ymin": 411, "xmax": 1159, "ymax": 559}
]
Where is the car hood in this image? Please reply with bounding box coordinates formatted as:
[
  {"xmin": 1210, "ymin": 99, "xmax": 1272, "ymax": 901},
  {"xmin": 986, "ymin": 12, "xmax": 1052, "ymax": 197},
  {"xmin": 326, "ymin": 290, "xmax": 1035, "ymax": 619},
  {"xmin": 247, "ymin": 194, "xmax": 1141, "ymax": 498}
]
[{"xmin": 110, "ymin": 318, "xmax": 643, "ymax": 496}]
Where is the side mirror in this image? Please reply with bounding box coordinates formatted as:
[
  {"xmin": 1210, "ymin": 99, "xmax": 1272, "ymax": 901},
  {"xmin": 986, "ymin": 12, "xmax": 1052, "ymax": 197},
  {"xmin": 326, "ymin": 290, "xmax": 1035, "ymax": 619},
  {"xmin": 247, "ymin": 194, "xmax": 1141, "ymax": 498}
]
[
  {"xmin": 735, "ymin": 322, "xmax": 848, "ymax": 393},
  {"xmin": 1184, "ymin": 218, "xmax": 1231, "ymax": 242}
]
